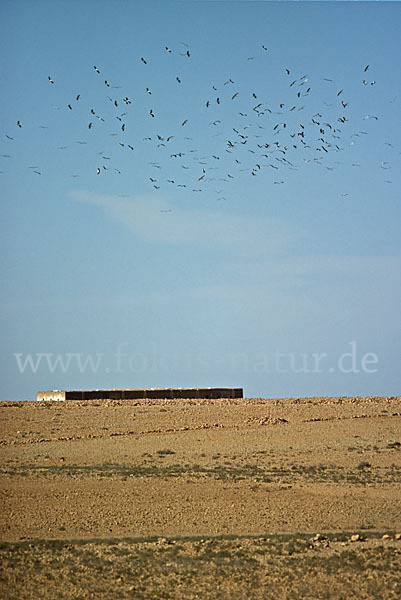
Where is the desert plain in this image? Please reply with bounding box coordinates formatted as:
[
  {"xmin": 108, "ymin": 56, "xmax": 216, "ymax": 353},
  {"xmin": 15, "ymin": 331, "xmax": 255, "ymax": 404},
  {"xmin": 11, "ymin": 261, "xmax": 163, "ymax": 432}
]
[{"xmin": 0, "ymin": 395, "xmax": 400, "ymax": 599}]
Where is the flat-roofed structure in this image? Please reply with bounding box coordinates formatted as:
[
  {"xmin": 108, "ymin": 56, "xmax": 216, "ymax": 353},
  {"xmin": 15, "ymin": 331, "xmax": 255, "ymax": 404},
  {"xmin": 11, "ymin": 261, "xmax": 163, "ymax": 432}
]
[{"xmin": 37, "ymin": 388, "xmax": 243, "ymax": 401}]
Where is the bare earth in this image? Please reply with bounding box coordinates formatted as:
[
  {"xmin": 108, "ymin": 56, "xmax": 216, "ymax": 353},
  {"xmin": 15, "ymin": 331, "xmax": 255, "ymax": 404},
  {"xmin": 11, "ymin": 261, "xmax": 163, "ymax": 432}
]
[{"xmin": 0, "ymin": 395, "xmax": 400, "ymax": 599}]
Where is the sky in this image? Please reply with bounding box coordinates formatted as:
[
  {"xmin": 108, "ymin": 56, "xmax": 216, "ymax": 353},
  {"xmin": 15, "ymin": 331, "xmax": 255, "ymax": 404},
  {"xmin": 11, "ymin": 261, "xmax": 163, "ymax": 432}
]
[{"xmin": 1, "ymin": 0, "xmax": 400, "ymax": 400}]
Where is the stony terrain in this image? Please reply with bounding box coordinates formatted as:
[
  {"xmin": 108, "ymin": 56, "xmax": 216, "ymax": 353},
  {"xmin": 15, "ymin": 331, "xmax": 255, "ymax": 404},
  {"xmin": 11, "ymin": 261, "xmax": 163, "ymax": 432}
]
[{"xmin": 0, "ymin": 395, "xmax": 400, "ymax": 598}]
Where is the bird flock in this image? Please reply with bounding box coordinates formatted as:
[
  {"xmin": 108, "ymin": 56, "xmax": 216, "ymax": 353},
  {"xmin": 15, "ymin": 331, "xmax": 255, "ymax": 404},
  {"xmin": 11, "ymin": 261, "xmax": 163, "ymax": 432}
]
[{"xmin": 2, "ymin": 43, "xmax": 398, "ymax": 200}]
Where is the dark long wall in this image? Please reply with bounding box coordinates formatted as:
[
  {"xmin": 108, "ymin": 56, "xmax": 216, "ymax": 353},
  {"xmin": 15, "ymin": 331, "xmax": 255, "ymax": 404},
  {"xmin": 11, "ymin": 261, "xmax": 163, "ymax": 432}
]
[{"xmin": 64, "ymin": 388, "xmax": 243, "ymax": 400}]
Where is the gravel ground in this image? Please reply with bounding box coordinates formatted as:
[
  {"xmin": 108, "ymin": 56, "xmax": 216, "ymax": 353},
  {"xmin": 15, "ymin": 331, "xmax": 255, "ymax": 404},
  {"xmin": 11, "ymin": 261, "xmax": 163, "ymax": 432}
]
[{"xmin": 0, "ymin": 395, "xmax": 400, "ymax": 598}]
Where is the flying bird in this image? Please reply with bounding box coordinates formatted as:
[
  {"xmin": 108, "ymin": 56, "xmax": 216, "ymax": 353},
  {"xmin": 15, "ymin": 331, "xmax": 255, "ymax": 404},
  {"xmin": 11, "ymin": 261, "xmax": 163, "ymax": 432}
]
[{"xmin": 11, "ymin": 44, "xmax": 394, "ymax": 202}]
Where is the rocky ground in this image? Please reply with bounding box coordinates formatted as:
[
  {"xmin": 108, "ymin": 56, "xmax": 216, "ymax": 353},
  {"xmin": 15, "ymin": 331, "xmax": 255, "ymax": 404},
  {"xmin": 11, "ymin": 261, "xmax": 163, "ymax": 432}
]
[{"xmin": 0, "ymin": 395, "xmax": 400, "ymax": 598}]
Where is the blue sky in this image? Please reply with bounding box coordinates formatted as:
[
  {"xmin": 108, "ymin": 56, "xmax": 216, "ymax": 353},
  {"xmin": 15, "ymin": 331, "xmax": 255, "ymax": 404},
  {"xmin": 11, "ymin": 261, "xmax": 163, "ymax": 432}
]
[{"xmin": 1, "ymin": 0, "xmax": 400, "ymax": 400}]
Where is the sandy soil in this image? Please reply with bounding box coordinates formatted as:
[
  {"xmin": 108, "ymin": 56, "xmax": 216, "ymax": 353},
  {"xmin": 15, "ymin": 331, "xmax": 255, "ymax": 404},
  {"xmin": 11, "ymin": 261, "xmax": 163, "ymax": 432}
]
[{"xmin": 0, "ymin": 395, "xmax": 400, "ymax": 598}]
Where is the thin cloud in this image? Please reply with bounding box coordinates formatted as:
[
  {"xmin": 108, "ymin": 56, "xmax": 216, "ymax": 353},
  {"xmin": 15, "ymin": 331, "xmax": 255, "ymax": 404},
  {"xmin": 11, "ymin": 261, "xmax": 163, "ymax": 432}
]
[{"xmin": 70, "ymin": 190, "xmax": 305, "ymax": 257}]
